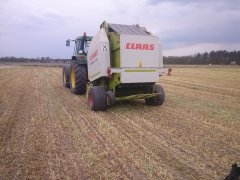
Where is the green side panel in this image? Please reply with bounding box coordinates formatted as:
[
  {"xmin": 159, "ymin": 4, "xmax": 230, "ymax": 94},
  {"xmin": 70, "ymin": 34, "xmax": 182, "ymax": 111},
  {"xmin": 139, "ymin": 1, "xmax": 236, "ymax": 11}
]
[
  {"xmin": 107, "ymin": 32, "xmax": 121, "ymax": 92},
  {"xmin": 107, "ymin": 73, "xmax": 121, "ymax": 92},
  {"xmin": 109, "ymin": 32, "xmax": 120, "ymax": 68}
]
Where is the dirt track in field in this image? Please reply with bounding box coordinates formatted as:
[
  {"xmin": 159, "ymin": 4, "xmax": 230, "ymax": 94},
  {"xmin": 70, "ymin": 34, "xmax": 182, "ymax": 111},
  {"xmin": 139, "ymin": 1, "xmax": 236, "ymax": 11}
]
[{"xmin": 0, "ymin": 66, "xmax": 239, "ymax": 179}]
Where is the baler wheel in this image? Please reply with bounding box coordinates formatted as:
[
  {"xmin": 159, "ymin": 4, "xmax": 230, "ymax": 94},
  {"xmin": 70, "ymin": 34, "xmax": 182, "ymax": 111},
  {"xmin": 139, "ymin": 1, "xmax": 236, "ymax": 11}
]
[
  {"xmin": 87, "ymin": 86, "xmax": 107, "ymax": 111},
  {"xmin": 70, "ymin": 61, "xmax": 87, "ymax": 95},
  {"xmin": 63, "ymin": 65, "xmax": 70, "ymax": 88},
  {"xmin": 145, "ymin": 84, "xmax": 165, "ymax": 106}
]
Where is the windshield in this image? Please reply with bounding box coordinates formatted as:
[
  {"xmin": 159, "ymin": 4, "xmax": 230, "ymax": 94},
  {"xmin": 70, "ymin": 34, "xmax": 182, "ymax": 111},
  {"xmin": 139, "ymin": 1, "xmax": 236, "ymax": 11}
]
[
  {"xmin": 84, "ymin": 40, "xmax": 91, "ymax": 53},
  {"xmin": 75, "ymin": 39, "xmax": 91, "ymax": 54},
  {"xmin": 75, "ymin": 39, "xmax": 82, "ymax": 54}
]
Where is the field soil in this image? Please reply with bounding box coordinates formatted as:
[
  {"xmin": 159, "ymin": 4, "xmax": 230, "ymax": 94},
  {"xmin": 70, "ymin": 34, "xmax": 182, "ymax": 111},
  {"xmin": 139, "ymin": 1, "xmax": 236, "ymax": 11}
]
[{"xmin": 0, "ymin": 66, "xmax": 239, "ymax": 179}]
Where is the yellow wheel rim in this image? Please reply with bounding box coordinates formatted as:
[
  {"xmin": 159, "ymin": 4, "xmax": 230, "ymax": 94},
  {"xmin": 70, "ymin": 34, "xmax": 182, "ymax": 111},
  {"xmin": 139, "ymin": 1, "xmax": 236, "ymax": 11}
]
[{"xmin": 71, "ymin": 67, "xmax": 75, "ymax": 88}]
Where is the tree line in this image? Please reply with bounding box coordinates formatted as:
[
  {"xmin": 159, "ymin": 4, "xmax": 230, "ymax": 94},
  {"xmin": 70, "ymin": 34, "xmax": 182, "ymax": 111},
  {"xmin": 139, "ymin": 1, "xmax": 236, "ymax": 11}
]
[
  {"xmin": 0, "ymin": 56, "xmax": 70, "ymax": 63},
  {"xmin": 164, "ymin": 50, "xmax": 240, "ymax": 65},
  {"xmin": 0, "ymin": 50, "xmax": 239, "ymax": 65}
]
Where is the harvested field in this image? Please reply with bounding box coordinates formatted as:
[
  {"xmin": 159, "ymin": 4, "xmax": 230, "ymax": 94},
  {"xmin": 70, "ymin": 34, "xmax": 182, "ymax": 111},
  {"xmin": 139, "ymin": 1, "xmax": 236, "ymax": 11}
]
[{"xmin": 0, "ymin": 66, "xmax": 239, "ymax": 179}]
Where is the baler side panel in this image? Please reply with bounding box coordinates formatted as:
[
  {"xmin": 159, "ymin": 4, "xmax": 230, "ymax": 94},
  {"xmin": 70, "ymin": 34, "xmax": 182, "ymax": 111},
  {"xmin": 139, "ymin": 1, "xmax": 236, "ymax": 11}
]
[{"xmin": 87, "ymin": 29, "xmax": 110, "ymax": 82}]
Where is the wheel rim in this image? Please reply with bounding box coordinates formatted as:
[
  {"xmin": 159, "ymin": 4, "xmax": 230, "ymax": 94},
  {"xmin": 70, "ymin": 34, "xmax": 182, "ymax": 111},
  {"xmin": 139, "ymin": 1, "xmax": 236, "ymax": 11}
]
[
  {"xmin": 71, "ymin": 67, "xmax": 75, "ymax": 88},
  {"xmin": 88, "ymin": 90, "xmax": 93, "ymax": 108},
  {"xmin": 106, "ymin": 93, "xmax": 112, "ymax": 106}
]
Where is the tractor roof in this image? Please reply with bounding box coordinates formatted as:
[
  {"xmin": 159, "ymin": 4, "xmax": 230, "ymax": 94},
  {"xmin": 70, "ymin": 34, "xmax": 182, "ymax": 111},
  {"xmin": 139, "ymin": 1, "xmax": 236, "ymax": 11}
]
[{"xmin": 75, "ymin": 36, "xmax": 93, "ymax": 40}]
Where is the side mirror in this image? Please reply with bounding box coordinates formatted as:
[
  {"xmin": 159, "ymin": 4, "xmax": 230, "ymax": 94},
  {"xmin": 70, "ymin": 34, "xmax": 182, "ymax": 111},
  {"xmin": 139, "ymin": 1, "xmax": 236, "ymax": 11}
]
[{"xmin": 66, "ymin": 39, "xmax": 70, "ymax": 46}]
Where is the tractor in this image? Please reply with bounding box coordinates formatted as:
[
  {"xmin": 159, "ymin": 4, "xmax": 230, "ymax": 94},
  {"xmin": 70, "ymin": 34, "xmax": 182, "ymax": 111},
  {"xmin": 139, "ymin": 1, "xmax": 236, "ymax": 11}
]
[
  {"xmin": 63, "ymin": 33, "xmax": 92, "ymax": 94},
  {"xmin": 63, "ymin": 21, "xmax": 165, "ymax": 111}
]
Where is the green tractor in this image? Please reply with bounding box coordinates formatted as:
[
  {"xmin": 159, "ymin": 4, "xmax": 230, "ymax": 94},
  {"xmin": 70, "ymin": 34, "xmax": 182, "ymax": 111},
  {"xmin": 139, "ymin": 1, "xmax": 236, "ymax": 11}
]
[{"xmin": 62, "ymin": 33, "xmax": 92, "ymax": 94}]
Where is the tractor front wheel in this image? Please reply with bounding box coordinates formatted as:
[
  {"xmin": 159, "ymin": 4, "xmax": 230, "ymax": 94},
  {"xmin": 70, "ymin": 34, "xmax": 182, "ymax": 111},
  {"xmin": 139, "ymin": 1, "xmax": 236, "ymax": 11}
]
[{"xmin": 87, "ymin": 86, "xmax": 107, "ymax": 111}]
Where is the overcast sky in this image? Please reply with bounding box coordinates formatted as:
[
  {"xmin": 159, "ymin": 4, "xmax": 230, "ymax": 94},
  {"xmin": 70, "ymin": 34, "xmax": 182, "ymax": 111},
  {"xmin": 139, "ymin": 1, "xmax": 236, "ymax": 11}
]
[{"xmin": 0, "ymin": 0, "xmax": 240, "ymax": 58}]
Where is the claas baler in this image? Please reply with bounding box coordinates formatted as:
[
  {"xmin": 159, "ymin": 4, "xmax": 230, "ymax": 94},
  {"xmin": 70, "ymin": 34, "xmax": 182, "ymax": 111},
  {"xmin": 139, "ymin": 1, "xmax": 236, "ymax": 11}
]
[{"xmin": 63, "ymin": 21, "xmax": 165, "ymax": 111}]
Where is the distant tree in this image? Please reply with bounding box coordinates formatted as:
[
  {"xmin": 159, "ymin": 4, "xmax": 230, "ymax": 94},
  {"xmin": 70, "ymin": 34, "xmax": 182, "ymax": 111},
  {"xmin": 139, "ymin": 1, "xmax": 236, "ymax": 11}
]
[{"xmin": 163, "ymin": 50, "xmax": 240, "ymax": 65}]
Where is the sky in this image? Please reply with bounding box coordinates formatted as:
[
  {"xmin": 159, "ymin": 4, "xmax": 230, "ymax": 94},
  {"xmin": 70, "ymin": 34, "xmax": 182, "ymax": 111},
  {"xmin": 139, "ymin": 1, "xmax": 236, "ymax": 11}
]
[{"xmin": 0, "ymin": 0, "xmax": 240, "ymax": 58}]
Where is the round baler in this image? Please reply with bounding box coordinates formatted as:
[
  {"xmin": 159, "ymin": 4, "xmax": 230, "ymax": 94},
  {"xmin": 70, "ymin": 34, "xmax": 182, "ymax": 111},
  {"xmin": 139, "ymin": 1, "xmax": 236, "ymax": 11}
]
[{"xmin": 63, "ymin": 21, "xmax": 165, "ymax": 111}]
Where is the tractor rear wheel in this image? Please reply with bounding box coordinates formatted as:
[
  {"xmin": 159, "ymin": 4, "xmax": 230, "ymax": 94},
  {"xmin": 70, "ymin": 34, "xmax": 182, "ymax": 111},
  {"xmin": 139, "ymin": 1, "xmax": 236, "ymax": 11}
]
[
  {"xmin": 87, "ymin": 86, "xmax": 107, "ymax": 111},
  {"xmin": 145, "ymin": 84, "xmax": 165, "ymax": 106},
  {"xmin": 63, "ymin": 65, "xmax": 70, "ymax": 88},
  {"xmin": 70, "ymin": 61, "xmax": 88, "ymax": 95}
]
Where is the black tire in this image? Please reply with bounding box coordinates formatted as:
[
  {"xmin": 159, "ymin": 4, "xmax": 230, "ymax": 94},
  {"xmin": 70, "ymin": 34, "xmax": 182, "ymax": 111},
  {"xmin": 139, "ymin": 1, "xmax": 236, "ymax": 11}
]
[
  {"xmin": 63, "ymin": 64, "xmax": 70, "ymax": 88},
  {"xmin": 87, "ymin": 86, "xmax": 107, "ymax": 111},
  {"xmin": 70, "ymin": 61, "xmax": 88, "ymax": 95},
  {"xmin": 145, "ymin": 84, "xmax": 165, "ymax": 106},
  {"xmin": 106, "ymin": 91, "xmax": 115, "ymax": 106}
]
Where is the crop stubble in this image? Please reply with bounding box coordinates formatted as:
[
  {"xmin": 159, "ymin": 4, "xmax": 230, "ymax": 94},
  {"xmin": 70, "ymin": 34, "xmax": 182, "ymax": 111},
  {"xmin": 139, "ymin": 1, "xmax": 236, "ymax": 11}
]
[{"xmin": 0, "ymin": 66, "xmax": 239, "ymax": 179}]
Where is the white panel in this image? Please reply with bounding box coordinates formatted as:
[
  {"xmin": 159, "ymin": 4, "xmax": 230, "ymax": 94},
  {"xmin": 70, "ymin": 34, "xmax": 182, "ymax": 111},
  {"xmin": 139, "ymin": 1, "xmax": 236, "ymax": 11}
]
[
  {"xmin": 87, "ymin": 29, "xmax": 110, "ymax": 82},
  {"xmin": 120, "ymin": 35, "xmax": 160, "ymax": 68}
]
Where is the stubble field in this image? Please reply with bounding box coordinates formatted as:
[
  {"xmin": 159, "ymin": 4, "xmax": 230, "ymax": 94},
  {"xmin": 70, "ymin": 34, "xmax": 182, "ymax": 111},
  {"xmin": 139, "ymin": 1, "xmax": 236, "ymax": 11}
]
[{"xmin": 0, "ymin": 65, "xmax": 239, "ymax": 179}]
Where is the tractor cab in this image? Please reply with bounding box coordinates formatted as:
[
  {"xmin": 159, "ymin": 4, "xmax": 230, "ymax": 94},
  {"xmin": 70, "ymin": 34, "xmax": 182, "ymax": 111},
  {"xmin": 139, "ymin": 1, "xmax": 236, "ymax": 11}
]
[{"xmin": 66, "ymin": 33, "xmax": 92, "ymax": 63}]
